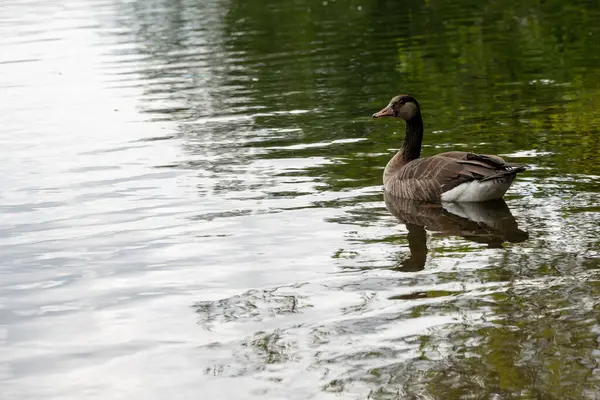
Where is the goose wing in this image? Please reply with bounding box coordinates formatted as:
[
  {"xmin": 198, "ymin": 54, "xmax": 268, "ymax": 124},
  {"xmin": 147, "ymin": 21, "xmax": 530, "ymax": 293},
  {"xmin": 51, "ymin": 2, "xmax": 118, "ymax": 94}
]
[
  {"xmin": 385, "ymin": 153, "xmax": 527, "ymax": 201},
  {"xmin": 436, "ymin": 151, "xmax": 514, "ymax": 167}
]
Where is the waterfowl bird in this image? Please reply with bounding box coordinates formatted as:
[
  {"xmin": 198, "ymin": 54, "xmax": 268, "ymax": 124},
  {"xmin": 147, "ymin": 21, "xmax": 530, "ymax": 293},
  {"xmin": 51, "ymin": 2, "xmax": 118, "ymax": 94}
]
[{"xmin": 372, "ymin": 95, "xmax": 527, "ymax": 202}]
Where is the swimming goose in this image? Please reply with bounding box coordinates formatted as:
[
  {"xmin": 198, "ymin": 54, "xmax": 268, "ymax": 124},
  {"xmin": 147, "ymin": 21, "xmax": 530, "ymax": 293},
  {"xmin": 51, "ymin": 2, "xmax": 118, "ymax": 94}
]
[{"xmin": 372, "ymin": 95, "xmax": 527, "ymax": 202}]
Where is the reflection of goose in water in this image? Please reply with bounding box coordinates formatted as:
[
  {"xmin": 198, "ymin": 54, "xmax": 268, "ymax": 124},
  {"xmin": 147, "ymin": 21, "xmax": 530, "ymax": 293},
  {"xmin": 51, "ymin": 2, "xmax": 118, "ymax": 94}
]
[{"xmin": 384, "ymin": 192, "xmax": 529, "ymax": 272}]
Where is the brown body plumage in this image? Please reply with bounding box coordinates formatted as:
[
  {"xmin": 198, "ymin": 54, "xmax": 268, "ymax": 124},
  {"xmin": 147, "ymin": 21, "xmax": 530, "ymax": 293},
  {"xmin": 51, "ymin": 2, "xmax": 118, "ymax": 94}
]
[{"xmin": 373, "ymin": 95, "xmax": 527, "ymax": 202}]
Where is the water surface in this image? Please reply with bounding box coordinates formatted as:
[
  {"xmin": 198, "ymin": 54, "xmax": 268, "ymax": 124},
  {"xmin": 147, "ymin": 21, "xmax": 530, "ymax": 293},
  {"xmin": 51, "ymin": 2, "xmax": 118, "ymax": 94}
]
[{"xmin": 1, "ymin": 0, "xmax": 600, "ymax": 398}]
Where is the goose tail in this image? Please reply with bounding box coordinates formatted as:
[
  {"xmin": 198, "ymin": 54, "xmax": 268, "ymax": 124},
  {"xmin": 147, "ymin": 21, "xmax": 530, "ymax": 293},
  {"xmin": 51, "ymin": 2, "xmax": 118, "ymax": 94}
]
[{"xmin": 480, "ymin": 163, "xmax": 528, "ymax": 182}]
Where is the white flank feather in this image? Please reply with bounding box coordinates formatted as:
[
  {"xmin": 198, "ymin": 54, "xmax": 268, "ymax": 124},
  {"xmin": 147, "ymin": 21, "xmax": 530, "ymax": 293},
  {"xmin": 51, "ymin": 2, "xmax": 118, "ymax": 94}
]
[{"xmin": 441, "ymin": 177, "xmax": 514, "ymax": 202}]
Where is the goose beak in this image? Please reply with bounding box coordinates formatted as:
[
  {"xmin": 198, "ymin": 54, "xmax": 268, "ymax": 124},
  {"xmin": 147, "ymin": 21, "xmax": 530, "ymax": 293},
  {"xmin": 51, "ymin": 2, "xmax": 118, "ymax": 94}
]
[{"xmin": 372, "ymin": 106, "xmax": 394, "ymax": 118}]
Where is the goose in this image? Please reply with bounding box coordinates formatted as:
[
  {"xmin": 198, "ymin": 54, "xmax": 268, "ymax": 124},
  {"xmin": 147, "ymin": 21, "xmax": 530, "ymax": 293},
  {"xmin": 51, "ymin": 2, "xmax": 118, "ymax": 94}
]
[{"xmin": 372, "ymin": 95, "xmax": 527, "ymax": 202}]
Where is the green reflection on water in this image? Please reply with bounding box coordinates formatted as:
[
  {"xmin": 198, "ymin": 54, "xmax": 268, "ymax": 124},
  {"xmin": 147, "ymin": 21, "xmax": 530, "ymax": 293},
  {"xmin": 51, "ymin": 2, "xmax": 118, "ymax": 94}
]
[
  {"xmin": 127, "ymin": 0, "xmax": 600, "ymax": 397},
  {"xmin": 222, "ymin": 0, "xmax": 600, "ymax": 395},
  {"xmin": 225, "ymin": 0, "xmax": 600, "ymax": 191}
]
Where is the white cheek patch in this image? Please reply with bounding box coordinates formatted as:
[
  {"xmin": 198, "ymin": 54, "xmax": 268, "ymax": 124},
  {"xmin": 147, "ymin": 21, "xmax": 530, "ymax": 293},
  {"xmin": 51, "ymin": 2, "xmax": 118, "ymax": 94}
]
[{"xmin": 400, "ymin": 102, "xmax": 418, "ymax": 119}]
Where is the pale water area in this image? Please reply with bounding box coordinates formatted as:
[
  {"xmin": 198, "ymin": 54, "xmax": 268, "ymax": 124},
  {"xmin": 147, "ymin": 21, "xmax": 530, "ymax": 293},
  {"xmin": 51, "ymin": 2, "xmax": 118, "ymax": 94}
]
[{"xmin": 1, "ymin": 0, "xmax": 600, "ymax": 399}]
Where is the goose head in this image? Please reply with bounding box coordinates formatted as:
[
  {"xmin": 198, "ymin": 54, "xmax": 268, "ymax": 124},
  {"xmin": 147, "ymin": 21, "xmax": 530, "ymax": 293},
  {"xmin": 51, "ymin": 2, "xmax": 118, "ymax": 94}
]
[{"xmin": 372, "ymin": 94, "xmax": 420, "ymax": 121}]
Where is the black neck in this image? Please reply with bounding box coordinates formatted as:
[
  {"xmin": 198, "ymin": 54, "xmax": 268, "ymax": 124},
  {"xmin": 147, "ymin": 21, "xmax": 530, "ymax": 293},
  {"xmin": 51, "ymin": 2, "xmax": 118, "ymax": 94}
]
[{"xmin": 401, "ymin": 114, "xmax": 423, "ymax": 162}]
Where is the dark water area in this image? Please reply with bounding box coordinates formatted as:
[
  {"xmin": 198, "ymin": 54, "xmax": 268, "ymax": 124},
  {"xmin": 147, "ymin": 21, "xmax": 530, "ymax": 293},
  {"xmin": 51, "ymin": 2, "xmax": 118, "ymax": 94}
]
[{"xmin": 1, "ymin": 0, "xmax": 600, "ymax": 398}]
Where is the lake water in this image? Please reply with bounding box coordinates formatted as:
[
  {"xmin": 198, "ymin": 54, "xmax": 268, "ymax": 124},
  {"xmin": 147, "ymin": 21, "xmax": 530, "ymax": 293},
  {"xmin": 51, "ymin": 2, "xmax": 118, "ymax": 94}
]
[{"xmin": 1, "ymin": 0, "xmax": 600, "ymax": 398}]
